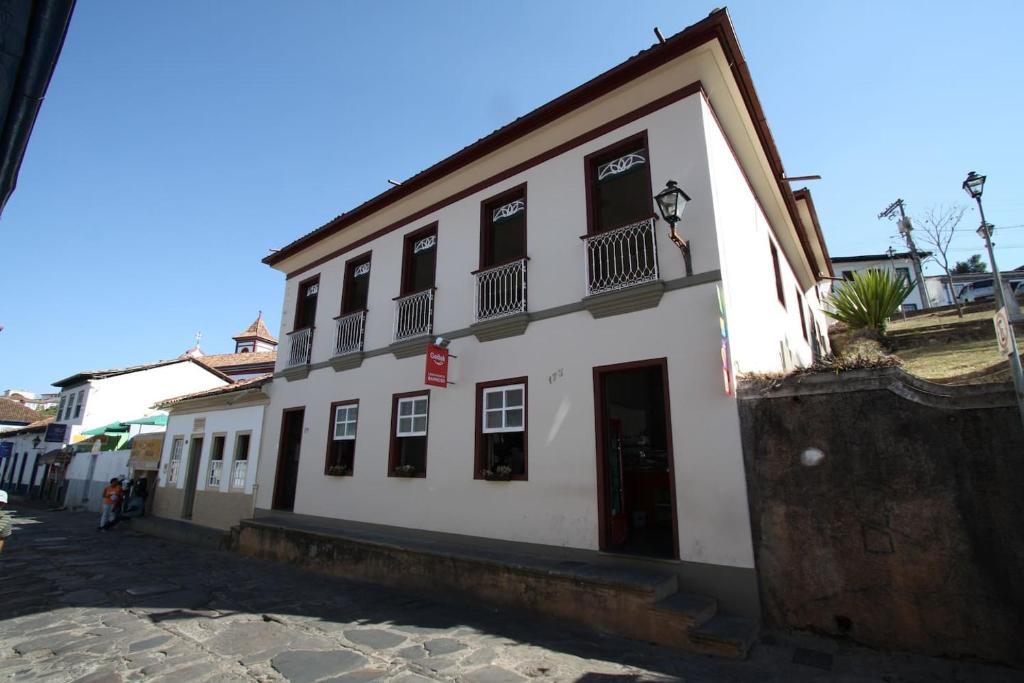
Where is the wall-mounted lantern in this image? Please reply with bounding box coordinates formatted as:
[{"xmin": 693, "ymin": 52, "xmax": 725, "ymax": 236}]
[{"xmin": 654, "ymin": 180, "xmax": 693, "ymax": 275}]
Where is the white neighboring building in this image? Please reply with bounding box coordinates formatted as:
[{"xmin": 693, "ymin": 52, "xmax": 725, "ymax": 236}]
[
  {"xmin": 831, "ymin": 251, "xmax": 931, "ymax": 312},
  {"xmin": 252, "ymin": 11, "xmax": 833, "ymax": 618},
  {"xmin": 0, "ymin": 418, "xmax": 52, "ymax": 496},
  {"xmin": 51, "ymin": 358, "xmax": 231, "ymax": 508},
  {"xmin": 152, "ymin": 376, "xmax": 270, "ymax": 530}
]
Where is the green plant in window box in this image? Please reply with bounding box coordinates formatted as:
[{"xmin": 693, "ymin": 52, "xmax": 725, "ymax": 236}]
[
  {"xmin": 480, "ymin": 464, "xmax": 513, "ymax": 481},
  {"xmin": 393, "ymin": 464, "xmax": 419, "ymax": 477},
  {"xmin": 327, "ymin": 464, "xmax": 350, "ymax": 476}
]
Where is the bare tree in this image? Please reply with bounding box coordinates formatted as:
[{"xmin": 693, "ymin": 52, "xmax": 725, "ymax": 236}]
[{"xmin": 914, "ymin": 204, "xmax": 968, "ymax": 317}]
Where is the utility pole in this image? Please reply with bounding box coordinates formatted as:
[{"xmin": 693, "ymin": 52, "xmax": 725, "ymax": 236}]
[
  {"xmin": 878, "ymin": 199, "xmax": 930, "ymax": 309},
  {"xmin": 963, "ymin": 171, "xmax": 1024, "ymax": 430}
]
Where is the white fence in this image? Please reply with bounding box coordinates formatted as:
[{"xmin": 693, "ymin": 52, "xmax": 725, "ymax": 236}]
[
  {"xmin": 475, "ymin": 258, "xmax": 527, "ymax": 322},
  {"xmin": 394, "ymin": 289, "xmax": 434, "ymax": 341},
  {"xmin": 583, "ymin": 217, "xmax": 659, "ymax": 295},
  {"xmin": 286, "ymin": 327, "xmax": 313, "ymax": 367},
  {"xmin": 334, "ymin": 310, "xmax": 367, "ymax": 356}
]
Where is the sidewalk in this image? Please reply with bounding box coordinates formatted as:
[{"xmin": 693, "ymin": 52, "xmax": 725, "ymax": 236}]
[{"xmin": 0, "ymin": 501, "xmax": 1018, "ymax": 682}]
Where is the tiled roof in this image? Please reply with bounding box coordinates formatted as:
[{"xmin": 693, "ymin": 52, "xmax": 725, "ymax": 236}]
[
  {"xmin": 233, "ymin": 313, "xmax": 277, "ymax": 343},
  {"xmin": 197, "ymin": 351, "xmax": 277, "ymax": 369},
  {"xmin": 0, "ymin": 398, "xmax": 45, "ymax": 424},
  {"xmin": 154, "ymin": 374, "xmax": 272, "ymax": 409},
  {"xmin": 0, "ymin": 416, "xmax": 53, "ymax": 436},
  {"xmin": 52, "ymin": 357, "xmax": 232, "ymax": 388}
]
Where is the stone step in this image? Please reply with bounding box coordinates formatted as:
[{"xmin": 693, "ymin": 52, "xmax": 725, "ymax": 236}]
[
  {"xmin": 689, "ymin": 614, "xmax": 760, "ymax": 659},
  {"xmin": 652, "ymin": 592, "xmax": 717, "ymax": 628}
]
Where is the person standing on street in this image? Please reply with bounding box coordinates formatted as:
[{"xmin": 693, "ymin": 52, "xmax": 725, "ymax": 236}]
[
  {"xmin": 98, "ymin": 478, "xmax": 122, "ymax": 531},
  {"xmin": 0, "ymin": 490, "xmax": 12, "ymax": 553}
]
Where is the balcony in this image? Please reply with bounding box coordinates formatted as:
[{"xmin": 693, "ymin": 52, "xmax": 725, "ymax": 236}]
[
  {"xmin": 330, "ymin": 310, "xmax": 367, "ymax": 371},
  {"xmin": 581, "ymin": 217, "xmax": 665, "ymax": 318},
  {"xmin": 334, "ymin": 310, "xmax": 367, "ymax": 356},
  {"xmin": 284, "ymin": 327, "xmax": 313, "ymax": 379},
  {"xmin": 475, "ymin": 258, "xmax": 527, "ymax": 322},
  {"xmin": 392, "ymin": 289, "xmax": 434, "ymax": 355}
]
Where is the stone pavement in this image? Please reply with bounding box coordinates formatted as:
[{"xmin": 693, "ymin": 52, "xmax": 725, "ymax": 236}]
[{"xmin": 0, "ymin": 503, "xmax": 1018, "ymax": 683}]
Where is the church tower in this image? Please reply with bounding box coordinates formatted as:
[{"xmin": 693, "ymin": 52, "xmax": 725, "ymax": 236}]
[{"xmin": 232, "ymin": 312, "xmax": 278, "ymax": 354}]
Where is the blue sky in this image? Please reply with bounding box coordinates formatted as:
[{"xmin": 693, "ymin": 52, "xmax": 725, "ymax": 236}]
[{"xmin": 3, "ymin": 1, "xmax": 1023, "ymax": 393}]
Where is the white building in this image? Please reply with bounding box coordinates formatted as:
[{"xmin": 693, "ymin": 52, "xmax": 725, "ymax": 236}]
[
  {"xmin": 831, "ymin": 251, "xmax": 931, "ymax": 311},
  {"xmin": 0, "ymin": 417, "xmax": 52, "ymax": 496},
  {"xmin": 152, "ymin": 375, "xmax": 270, "ymax": 530},
  {"xmin": 51, "ymin": 358, "xmax": 230, "ymax": 507},
  {"xmin": 252, "ymin": 11, "xmax": 833, "ymax": 617}
]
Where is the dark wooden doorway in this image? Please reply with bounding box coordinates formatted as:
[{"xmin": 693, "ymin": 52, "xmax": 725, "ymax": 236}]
[
  {"xmin": 594, "ymin": 358, "xmax": 678, "ymax": 559},
  {"xmin": 273, "ymin": 408, "xmax": 305, "ymax": 511},
  {"xmin": 181, "ymin": 436, "xmax": 204, "ymax": 520}
]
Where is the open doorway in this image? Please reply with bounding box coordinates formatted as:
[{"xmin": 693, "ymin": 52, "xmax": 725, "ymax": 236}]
[
  {"xmin": 594, "ymin": 358, "xmax": 677, "ymax": 559},
  {"xmin": 273, "ymin": 408, "xmax": 304, "ymax": 511},
  {"xmin": 181, "ymin": 436, "xmax": 204, "ymax": 520}
]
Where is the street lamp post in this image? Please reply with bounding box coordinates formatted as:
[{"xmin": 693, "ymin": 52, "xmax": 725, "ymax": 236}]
[{"xmin": 963, "ymin": 171, "xmax": 1024, "ymax": 429}]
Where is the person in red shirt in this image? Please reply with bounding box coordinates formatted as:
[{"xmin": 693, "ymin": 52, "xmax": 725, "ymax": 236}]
[{"xmin": 98, "ymin": 478, "xmax": 122, "ymax": 531}]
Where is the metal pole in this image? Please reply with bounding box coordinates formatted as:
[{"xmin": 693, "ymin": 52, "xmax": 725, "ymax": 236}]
[
  {"xmin": 975, "ymin": 197, "xmax": 1024, "ymax": 430},
  {"xmin": 896, "ymin": 203, "xmax": 931, "ymax": 309}
]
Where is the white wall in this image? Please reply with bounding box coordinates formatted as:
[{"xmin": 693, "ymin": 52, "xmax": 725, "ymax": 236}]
[
  {"xmin": 259, "ymin": 281, "xmax": 755, "ymax": 570},
  {"xmin": 54, "ymin": 362, "xmax": 228, "ymax": 443},
  {"xmin": 275, "ymin": 95, "xmax": 719, "ymax": 372},
  {"xmin": 832, "ymin": 258, "xmax": 927, "ymax": 310},
  {"xmin": 158, "ymin": 403, "xmax": 265, "ymax": 496},
  {"xmin": 701, "ymin": 98, "xmax": 820, "ymax": 375},
  {"xmin": 0, "ymin": 430, "xmax": 45, "ymax": 492}
]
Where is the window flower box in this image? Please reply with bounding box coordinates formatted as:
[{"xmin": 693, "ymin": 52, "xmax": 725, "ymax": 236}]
[
  {"xmin": 393, "ymin": 464, "xmax": 419, "ymax": 478},
  {"xmin": 327, "ymin": 465, "xmax": 351, "ymax": 477},
  {"xmin": 480, "ymin": 465, "xmax": 513, "ymax": 481}
]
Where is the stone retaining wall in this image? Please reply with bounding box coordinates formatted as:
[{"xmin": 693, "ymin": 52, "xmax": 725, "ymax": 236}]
[{"xmin": 738, "ymin": 368, "xmax": 1023, "ymax": 664}]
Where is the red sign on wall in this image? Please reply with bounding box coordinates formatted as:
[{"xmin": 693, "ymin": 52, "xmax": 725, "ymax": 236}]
[{"xmin": 424, "ymin": 344, "xmax": 449, "ymax": 387}]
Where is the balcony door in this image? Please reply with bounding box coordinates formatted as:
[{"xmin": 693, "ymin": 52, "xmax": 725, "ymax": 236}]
[
  {"xmin": 585, "ymin": 132, "xmax": 654, "ymax": 235},
  {"xmin": 294, "ymin": 277, "xmax": 319, "ymax": 330},
  {"xmin": 401, "ymin": 225, "xmax": 437, "ymax": 296}
]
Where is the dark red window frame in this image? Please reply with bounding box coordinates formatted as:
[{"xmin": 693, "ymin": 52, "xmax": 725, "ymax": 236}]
[
  {"xmin": 478, "ymin": 183, "xmax": 528, "ymax": 271},
  {"xmin": 583, "ymin": 130, "xmax": 654, "ymax": 235},
  {"xmin": 400, "ymin": 223, "xmax": 438, "ymax": 297},
  {"xmin": 474, "ymin": 376, "xmax": 529, "ymax": 481},
  {"xmin": 325, "ymin": 399, "xmax": 359, "ymax": 477},
  {"xmin": 293, "ymin": 274, "xmax": 320, "ymax": 331},
  {"xmin": 341, "ymin": 251, "xmax": 372, "ymax": 316},
  {"xmin": 387, "ymin": 390, "xmax": 430, "ymax": 478},
  {"xmin": 770, "ymin": 241, "xmax": 785, "ymax": 308}
]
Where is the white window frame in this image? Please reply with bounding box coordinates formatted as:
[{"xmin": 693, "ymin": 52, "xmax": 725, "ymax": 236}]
[
  {"xmin": 168, "ymin": 437, "xmax": 184, "ymax": 484},
  {"xmin": 207, "ymin": 435, "xmax": 226, "ymax": 488},
  {"xmin": 482, "ymin": 384, "xmax": 525, "ymax": 434},
  {"xmin": 333, "ymin": 404, "xmax": 358, "ymax": 441},
  {"xmin": 231, "ymin": 432, "xmax": 251, "ymax": 489},
  {"xmin": 396, "ymin": 396, "xmax": 428, "ymax": 437}
]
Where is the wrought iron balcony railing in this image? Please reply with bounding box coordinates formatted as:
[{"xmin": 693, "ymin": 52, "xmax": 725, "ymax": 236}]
[
  {"xmin": 583, "ymin": 217, "xmax": 660, "ymax": 296},
  {"xmin": 474, "ymin": 258, "xmax": 527, "ymax": 323},
  {"xmin": 334, "ymin": 310, "xmax": 367, "ymax": 356},
  {"xmin": 393, "ymin": 289, "xmax": 434, "ymax": 342},
  {"xmin": 286, "ymin": 326, "xmax": 313, "ymax": 367}
]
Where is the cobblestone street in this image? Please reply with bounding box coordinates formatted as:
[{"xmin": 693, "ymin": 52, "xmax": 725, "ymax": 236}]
[{"xmin": 0, "ymin": 503, "xmax": 1017, "ymax": 683}]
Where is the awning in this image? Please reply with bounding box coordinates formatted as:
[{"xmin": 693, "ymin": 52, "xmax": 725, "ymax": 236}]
[
  {"xmin": 123, "ymin": 414, "xmax": 168, "ymax": 426},
  {"xmin": 81, "ymin": 421, "xmax": 130, "ymax": 436}
]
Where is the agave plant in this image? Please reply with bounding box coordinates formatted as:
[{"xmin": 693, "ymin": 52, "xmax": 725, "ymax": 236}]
[{"xmin": 825, "ymin": 269, "xmax": 914, "ymax": 335}]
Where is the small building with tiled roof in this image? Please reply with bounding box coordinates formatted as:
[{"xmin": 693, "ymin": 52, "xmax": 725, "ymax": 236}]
[
  {"xmin": 151, "ymin": 374, "xmax": 272, "ymax": 530},
  {"xmin": 178, "ymin": 315, "xmax": 278, "ymax": 380},
  {"xmin": 0, "ymin": 416, "xmax": 55, "ymax": 497},
  {"xmin": 0, "ymin": 397, "xmax": 46, "ymax": 432}
]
